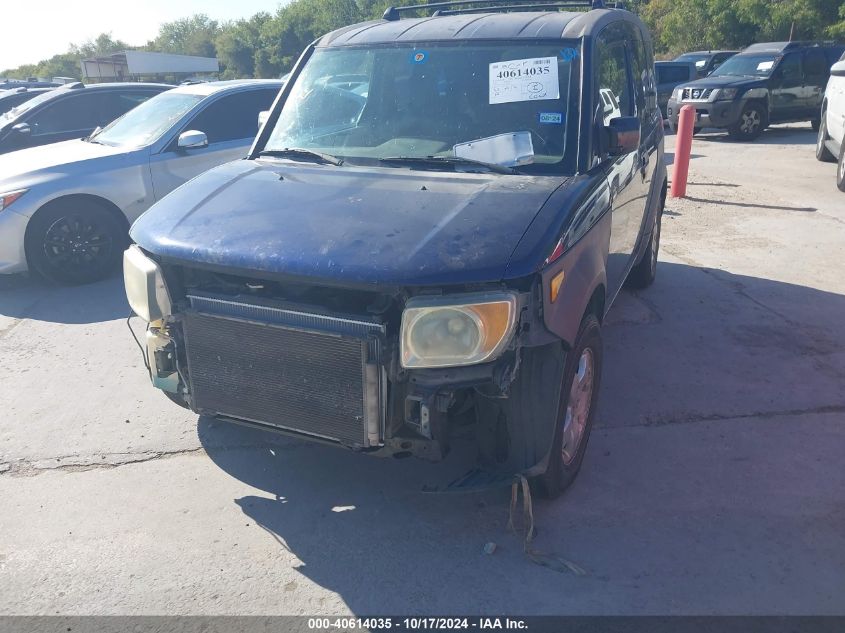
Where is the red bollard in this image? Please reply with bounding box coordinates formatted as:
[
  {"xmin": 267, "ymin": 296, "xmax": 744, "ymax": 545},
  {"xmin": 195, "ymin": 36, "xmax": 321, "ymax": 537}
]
[{"xmin": 670, "ymin": 104, "xmax": 695, "ymax": 198}]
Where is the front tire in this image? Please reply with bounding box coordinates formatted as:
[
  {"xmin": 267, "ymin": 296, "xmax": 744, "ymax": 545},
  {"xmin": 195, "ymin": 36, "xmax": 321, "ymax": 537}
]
[
  {"xmin": 535, "ymin": 315, "xmax": 603, "ymax": 499},
  {"xmin": 26, "ymin": 201, "xmax": 125, "ymax": 285},
  {"xmin": 816, "ymin": 113, "xmax": 835, "ymax": 162},
  {"xmin": 728, "ymin": 101, "xmax": 767, "ymax": 141}
]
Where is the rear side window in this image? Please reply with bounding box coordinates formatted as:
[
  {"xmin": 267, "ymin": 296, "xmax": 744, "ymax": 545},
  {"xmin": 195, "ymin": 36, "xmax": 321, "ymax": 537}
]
[
  {"xmin": 185, "ymin": 88, "xmax": 279, "ymax": 144},
  {"xmin": 101, "ymin": 90, "xmax": 160, "ymax": 125},
  {"xmin": 657, "ymin": 66, "xmax": 692, "ymax": 84},
  {"xmin": 596, "ymin": 26, "xmax": 633, "ymax": 125},
  {"xmin": 803, "ymin": 49, "xmax": 828, "ymax": 84},
  {"xmin": 0, "ymin": 92, "xmax": 32, "ymax": 114},
  {"xmin": 26, "ymin": 92, "xmax": 104, "ymax": 136}
]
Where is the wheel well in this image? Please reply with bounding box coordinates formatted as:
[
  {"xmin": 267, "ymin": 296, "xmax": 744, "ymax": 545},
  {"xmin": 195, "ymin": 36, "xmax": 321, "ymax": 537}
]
[
  {"xmin": 24, "ymin": 194, "xmax": 129, "ymax": 264},
  {"xmin": 584, "ymin": 284, "xmax": 606, "ymax": 324}
]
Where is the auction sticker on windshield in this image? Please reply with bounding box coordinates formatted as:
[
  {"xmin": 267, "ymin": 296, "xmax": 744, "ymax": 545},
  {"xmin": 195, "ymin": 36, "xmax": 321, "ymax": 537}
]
[{"xmin": 489, "ymin": 57, "xmax": 559, "ymax": 105}]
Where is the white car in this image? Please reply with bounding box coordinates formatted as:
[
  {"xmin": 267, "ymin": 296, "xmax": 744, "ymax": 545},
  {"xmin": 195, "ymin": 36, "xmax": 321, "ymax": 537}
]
[
  {"xmin": 0, "ymin": 79, "xmax": 283, "ymax": 283},
  {"xmin": 816, "ymin": 52, "xmax": 845, "ymax": 191}
]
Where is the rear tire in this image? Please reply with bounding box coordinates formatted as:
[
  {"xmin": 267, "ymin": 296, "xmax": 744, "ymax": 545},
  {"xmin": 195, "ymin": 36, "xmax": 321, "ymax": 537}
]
[
  {"xmin": 535, "ymin": 315, "xmax": 603, "ymax": 499},
  {"xmin": 728, "ymin": 101, "xmax": 767, "ymax": 141},
  {"xmin": 816, "ymin": 113, "xmax": 835, "ymax": 162},
  {"xmin": 837, "ymin": 141, "xmax": 845, "ymax": 193},
  {"xmin": 26, "ymin": 201, "xmax": 125, "ymax": 285},
  {"xmin": 627, "ymin": 191, "xmax": 664, "ymax": 289}
]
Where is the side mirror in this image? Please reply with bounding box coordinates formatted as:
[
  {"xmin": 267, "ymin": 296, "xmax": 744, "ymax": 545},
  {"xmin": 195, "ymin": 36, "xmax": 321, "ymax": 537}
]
[
  {"xmin": 603, "ymin": 116, "xmax": 640, "ymax": 156},
  {"xmin": 258, "ymin": 110, "xmax": 270, "ymax": 129},
  {"xmin": 831, "ymin": 61, "xmax": 845, "ymax": 78},
  {"xmin": 11, "ymin": 123, "xmax": 30, "ymax": 136},
  {"xmin": 177, "ymin": 130, "xmax": 208, "ymax": 150}
]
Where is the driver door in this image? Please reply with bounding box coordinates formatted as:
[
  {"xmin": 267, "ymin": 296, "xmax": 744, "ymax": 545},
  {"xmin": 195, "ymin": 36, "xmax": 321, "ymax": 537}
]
[
  {"xmin": 596, "ymin": 26, "xmax": 646, "ymax": 298},
  {"xmin": 770, "ymin": 53, "xmax": 804, "ymax": 122},
  {"xmin": 149, "ymin": 88, "xmax": 278, "ymax": 201}
]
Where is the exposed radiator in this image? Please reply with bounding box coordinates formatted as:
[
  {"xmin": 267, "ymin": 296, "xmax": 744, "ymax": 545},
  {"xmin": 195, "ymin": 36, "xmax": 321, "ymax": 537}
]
[{"xmin": 182, "ymin": 294, "xmax": 385, "ymax": 448}]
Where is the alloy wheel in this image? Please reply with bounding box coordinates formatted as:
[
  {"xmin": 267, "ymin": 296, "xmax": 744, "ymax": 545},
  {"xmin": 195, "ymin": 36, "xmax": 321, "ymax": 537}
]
[
  {"xmin": 740, "ymin": 109, "xmax": 761, "ymax": 135},
  {"xmin": 561, "ymin": 348, "xmax": 595, "ymax": 465},
  {"xmin": 42, "ymin": 214, "xmax": 114, "ymax": 275}
]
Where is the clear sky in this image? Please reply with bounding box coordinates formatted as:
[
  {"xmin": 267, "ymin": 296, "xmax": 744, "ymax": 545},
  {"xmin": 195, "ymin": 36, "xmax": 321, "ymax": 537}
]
[{"xmin": 0, "ymin": 0, "xmax": 285, "ymax": 70}]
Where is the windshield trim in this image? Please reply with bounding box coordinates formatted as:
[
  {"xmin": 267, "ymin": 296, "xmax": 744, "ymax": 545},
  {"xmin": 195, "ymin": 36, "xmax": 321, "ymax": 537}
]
[{"xmin": 253, "ymin": 39, "xmax": 582, "ymax": 177}]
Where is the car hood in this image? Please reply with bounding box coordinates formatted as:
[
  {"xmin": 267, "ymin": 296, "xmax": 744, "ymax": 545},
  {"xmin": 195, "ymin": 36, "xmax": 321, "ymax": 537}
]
[
  {"xmin": 681, "ymin": 74, "xmax": 766, "ymax": 90},
  {"xmin": 131, "ymin": 159, "xmax": 566, "ymax": 286},
  {"xmin": 0, "ymin": 139, "xmax": 130, "ymax": 188}
]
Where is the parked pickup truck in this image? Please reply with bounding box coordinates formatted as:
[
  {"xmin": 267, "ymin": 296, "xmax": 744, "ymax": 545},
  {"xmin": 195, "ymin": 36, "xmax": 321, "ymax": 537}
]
[
  {"xmin": 125, "ymin": 0, "xmax": 667, "ymax": 497},
  {"xmin": 667, "ymin": 41, "xmax": 845, "ymax": 140}
]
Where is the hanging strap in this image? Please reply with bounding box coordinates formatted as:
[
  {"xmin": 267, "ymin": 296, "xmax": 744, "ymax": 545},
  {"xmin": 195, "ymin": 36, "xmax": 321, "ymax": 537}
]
[{"xmin": 508, "ymin": 474, "xmax": 587, "ymax": 576}]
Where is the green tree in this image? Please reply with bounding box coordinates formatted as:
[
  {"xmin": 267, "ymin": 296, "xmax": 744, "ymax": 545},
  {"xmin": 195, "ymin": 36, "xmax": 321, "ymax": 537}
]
[
  {"xmin": 216, "ymin": 12, "xmax": 272, "ymax": 78},
  {"xmin": 151, "ymin": 14, "xmax": 220, "ymax": 58}
]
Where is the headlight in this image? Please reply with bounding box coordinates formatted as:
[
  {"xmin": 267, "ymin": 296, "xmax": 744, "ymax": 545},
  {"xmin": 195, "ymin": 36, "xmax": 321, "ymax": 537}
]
[
  {"xmin": 123, "ymin": 245, "xmax": 172, "ymax": 322},
  {"xmin": 716, "ymin": 88, "xmax": 738, "ymax": 100},
  {"xmin": 0, "ymin": 189, "xmax": 28, "ymax": 212},
  {"xmin": 400, "ymin": 292, "xmax": 517, "ymax": 369}
]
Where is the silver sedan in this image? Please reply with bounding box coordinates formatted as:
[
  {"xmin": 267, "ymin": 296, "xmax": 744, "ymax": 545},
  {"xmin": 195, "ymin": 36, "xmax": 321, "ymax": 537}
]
[{"xmin": 0, "ymin": 79, "xmax": 283, "ymax": 284}]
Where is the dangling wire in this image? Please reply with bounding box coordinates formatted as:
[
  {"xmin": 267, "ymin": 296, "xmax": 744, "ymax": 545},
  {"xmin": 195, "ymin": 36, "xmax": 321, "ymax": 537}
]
[{"xmin": 126, "ymin": 313, "xmax": 150, "ymax": 372}]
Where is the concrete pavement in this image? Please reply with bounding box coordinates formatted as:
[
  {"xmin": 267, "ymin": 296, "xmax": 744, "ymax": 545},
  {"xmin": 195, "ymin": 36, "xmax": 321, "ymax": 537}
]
[{"xmin": 1, "ymin": 124, "xmax": 843, "ymax": 615}]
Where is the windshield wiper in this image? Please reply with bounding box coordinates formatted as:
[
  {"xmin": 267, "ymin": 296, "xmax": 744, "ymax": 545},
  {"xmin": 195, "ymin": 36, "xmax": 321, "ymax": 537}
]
[
  {"xmin": 379, "ymin": 155, "xmax": 516, "ymax": 175},
  {"xmin": 259, "ymin": 148, "xmax": 343, "ymax": 166}
]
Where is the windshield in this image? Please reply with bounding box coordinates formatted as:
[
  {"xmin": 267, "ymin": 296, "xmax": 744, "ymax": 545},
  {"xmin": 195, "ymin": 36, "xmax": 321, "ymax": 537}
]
[
  {"xmin": 91, "ymin": 92, "xmax": 203, "ymax": 147},
  {"xmin": 264, "ymin": 42, "xmax": 580, "ymax": 174},
  {"xmin": 675, "ymin": 54, "xmax": 709, "ymax": 70},
  {"xmin": 711, "ymin": 54, "xmax": 778, "ymax": 78},
  {"xmin": 0, "ymin": 87, "xmax": 61, "ymax": 123}
]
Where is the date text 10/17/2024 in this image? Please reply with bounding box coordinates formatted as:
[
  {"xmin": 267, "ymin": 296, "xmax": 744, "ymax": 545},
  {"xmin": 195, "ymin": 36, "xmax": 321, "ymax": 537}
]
[{"xmin": 307, "ymin": 617, "xmax": 529, "ymax": 630}]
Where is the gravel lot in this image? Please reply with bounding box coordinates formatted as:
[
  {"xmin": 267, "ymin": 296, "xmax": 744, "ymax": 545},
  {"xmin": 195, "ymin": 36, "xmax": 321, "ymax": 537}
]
[{"xmin": 1, "ymin": 124, "xmax": 843, "ymax": 615}]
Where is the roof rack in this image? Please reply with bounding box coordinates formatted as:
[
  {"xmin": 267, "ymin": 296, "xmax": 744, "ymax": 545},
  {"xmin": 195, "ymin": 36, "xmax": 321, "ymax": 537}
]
[{"xmin": 383, "ymin": 0, "xmax": 607, "ymax": 20}]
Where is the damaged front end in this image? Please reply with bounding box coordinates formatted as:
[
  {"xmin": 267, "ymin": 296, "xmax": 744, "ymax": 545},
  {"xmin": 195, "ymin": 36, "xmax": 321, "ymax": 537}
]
[{"xmin": 125, "ymin": 245, "xmax": 560, "ymax": 472}]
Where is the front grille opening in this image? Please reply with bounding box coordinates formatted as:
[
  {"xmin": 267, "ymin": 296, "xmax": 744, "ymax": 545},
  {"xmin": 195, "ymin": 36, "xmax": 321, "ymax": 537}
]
[{"xmin": 175, "ymin": 266, "xmax": 398, "ymax": 321}]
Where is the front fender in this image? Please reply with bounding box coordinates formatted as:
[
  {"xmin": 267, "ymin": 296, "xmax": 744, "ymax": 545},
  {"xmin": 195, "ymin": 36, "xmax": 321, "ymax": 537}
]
[{"xmin": 540, "ymin": 186, "xmax": 611, "ymax": 348}]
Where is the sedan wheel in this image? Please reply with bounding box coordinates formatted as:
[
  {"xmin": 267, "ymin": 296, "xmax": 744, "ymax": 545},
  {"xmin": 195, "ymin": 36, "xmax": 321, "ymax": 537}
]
[{"xmin": 27, "ymin": 202, "xmax": 125, "ymax": 284}]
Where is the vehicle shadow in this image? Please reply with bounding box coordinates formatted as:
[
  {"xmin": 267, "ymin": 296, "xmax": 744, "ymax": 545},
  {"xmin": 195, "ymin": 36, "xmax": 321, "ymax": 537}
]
[
  {"xmin": 663, "ymin": 151, "xmax": 704, "ymax": 166},
  {"xmin": 0, "ymin": 272, "xmax": 129, "ymax": 324},
  {"xmin": 197, "ymin": 261, "xmax": 845, "ymax": 614},
  {"xmin": 682, "ymin": 195, "xmax": 816, "ymax": 213},
  {"xmin": 694, "ymin": 125, "xmax": 815, "ymax": 146}
]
